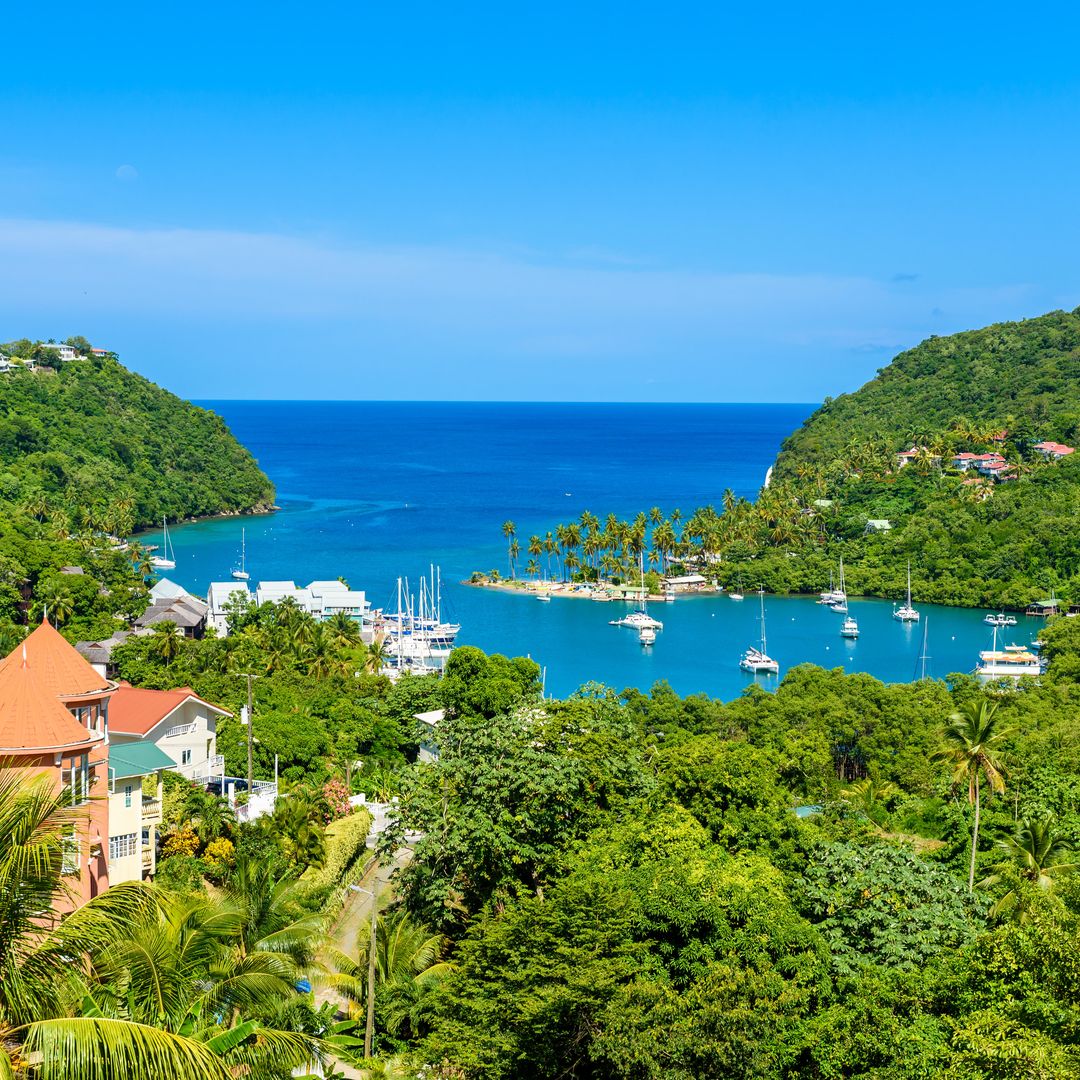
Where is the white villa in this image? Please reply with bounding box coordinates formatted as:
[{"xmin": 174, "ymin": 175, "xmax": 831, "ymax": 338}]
[{"xmin": 208, "ymin": 578, "xmax": 371, "ymax": 636}]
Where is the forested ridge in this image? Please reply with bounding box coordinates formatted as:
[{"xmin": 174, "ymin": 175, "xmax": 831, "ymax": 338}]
[{"xmin": 0, "ymin": 351, "xmax": 274, "ymax": 529}]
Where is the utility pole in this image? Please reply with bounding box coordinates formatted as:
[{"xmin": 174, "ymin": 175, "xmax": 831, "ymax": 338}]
[
  {"xmin": 366, "ymin": 860, "xmax": 378, "ymax": 1059},
  {"xmin": 236, "ymin": 673, "xmax": 259, "ymax": 791}
]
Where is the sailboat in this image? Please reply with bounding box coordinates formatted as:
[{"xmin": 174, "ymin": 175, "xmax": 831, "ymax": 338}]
[
  {"xmin": 729, "ymin": 577, "xmax": 744, "ymax": 601},
  {"xmin": 828, "ymin": 558, "xmax": 848, "ymax": 612},
  {"xmin": 231, "ymin": 528, "xmax": 250, "ymax": 580},
  {"xmin": 610, "ymin": 554, "xmax": 663, "ymax": 629},
  {"xmin": 150, "ymin": 518, "xmax": 176, "ymax": 570},
  {"xmin": 740, "ymin": 588, "xmax": 779, "ymax": 674},
  {"xmin": 893, "ymin": 561, "xmax": 919, "ymax": 622}
]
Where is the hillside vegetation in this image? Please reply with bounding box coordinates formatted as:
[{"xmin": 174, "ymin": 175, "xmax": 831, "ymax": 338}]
[
  {"xmin": 0, "ymin": 353, "xmax": 274, "ymax": 531},
  {"xmin": 775, "ymin": 308, "xmax": 1080, "ymax": 477}
]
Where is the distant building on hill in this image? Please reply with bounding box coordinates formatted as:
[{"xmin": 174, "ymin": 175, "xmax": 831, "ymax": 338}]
[
  {"xmin": 896, "ymin": 446, "xmax": 941, "ymax": 468},
  {"xmin": 864, "ymin": 519, "xmax": 893, "ymax": 533},
  {"xmin": 1033, "ymin": 440, "xmax": 1075, "ymax": 460}
]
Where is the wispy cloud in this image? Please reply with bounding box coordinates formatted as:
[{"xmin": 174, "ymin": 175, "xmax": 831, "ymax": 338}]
[{"xmin": 0, "ymin": 217, "xmax": 1048, "ymax": 399}]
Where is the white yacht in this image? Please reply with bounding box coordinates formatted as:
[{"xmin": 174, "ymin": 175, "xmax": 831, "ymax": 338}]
[
  {"xmin": 740, "ymin": 589, "xmax": 779, "ymax": 674},
  {"xmin": 976, "ymin": 629, "xmax": 1042, "ymax": 680},
  {"xmin": 893, "ymin": 562, "xmax": 919, "ymax": 622},
  {"xmin": 150, "ymin": 518, "xmax": 176, "ymax": 570},
  {"xmin": 639, "ymin": 626, "xmax": 656, "ymax": 646},
  {"xmin": 231, "ymin": 528, "xmax": 250, "ymax": 581},
  {"xmin": 984, "ymin": 612, "xmax": 1017, "ymax": 627},
  {"xmin": 840, "ymin": 615, "xmax": 859, "ymax": 639},
  {"xmin": 611, "ymin": 556, "xmax": 663, "ymax": 630}
]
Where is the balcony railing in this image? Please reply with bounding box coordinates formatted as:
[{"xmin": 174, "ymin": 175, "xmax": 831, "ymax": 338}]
[
  {"xmin": 164, "ymin": 722, "xmax": 197, "ymax": 738},
  {"xmin": 141, "ymin": 798, "xmax": 162, "ymax": 822},
  {"xmin": 141, "ymin": 848, "xmax": 153, "ymax": 869}
]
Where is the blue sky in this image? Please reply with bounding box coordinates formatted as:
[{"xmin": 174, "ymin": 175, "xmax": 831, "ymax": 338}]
[{"xmin": 3, "ymin": 1, "xmax": 1080, "ymax": 401}]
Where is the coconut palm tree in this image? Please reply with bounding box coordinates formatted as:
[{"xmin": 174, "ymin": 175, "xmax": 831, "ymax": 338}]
[
  {"xmin": 37, "ymin": 585, "xmax": 75, "ymax": 627},
  {"xmin": 364, "ymin": 639, "xmax": 392, "ymax": 676},
  {"xmin": 327, "ymin": 910, "xmax": 453, "ymax": 1041},
  {"xmin": 149, "ymin": 621, "xmax": 185, "ymax": 667},
  {"xmin": 937, "ymin": 698, "xmax": 1011, "ymax": 892},
  {"xmin": 979, "ymin": 813, "xmax": 1079, "ymax": 920},
  {"xmin": 841, "ymin": 777, "xmax": 899, "ymax": 826},
  {"xmin": 501, "ymin": 521, "xmax": 516, "ymax": 578},
  {"xmin": 0, "ymin": 773, "xmax": 312, "ymax": 1080},
  {"xmin": 327, "ymin": 611, "xmax": 361, "ymax": 650}
]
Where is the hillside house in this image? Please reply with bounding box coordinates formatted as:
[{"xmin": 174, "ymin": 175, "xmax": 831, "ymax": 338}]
[
  {"xmin": 1033, "ymin": 441, "xmax": 1075, "ymax": 461},
  {"xmin": 107, "ymin": 741, "xmax": 173, "ymax": 884},
  {"xmin": 109, "ymin": 683, "xmax": 229, "ymax": 785}
]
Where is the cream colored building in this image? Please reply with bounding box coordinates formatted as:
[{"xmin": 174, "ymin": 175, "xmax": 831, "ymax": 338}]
[
  {"xmin": 107, "ymin": 741, "xmax": 174, "ymax": 883},
  {"xmin": 108, "ymin": 683, "xmax": 229, "ymax": 784}
]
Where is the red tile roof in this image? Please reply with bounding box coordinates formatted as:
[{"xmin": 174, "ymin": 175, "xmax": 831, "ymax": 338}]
[
  {"xmin": 0, "ymin": 649, "xmax": 101, "ymax": 753},
  {"xmin": 1034, "ymin": 441, "xmax": 1075, "ymax": 455},
  {"xmin": 0, "ymin": 622, "xmax": 113, "ymax": 701},
  {"xmin": 108, "ymin": 683, "xmax": 230, "ymax": 736}
]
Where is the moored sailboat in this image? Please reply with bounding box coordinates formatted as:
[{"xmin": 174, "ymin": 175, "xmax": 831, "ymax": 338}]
[
  {"xmin": 150, "ymin": 518, "xmax": 176, "ymax": 570},
  {"xmin": 893, "ymin": 561, "xmax": 919, "ymax": 622},
  {"xmin": 740, "ymin": 588, "xmax": 779, "ymax": 674}
]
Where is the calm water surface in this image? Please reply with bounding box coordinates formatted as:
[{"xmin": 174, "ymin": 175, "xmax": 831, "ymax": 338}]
[{"xmin": 149, "ymin": 402, "xmax": 1037, "ymax": 698}]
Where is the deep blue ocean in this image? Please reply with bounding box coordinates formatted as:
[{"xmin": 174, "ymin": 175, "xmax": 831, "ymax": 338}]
[{"xmin": 147, "ymin": 402, "xmax": 1032, "ymax": 698}]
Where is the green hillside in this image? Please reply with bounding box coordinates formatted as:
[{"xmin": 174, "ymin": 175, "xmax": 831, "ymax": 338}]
[
  {"xmin": 775, "ymin": 308, "xmax": 1080, "ymax": 478},
  {"xmin": 0, "ymin": 353, "xmax": 274, "ymax": 532}
]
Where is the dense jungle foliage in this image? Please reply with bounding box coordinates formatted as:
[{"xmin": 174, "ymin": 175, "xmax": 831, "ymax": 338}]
[{"xmin": 0, "ymin": 346, "xmax": 274, "ymax": 531}]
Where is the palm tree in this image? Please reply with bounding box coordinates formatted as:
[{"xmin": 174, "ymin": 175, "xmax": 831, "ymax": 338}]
[
  {"xmin": 365, "ymin": 639, "xmax": 391, "ymax": 676},
  {"xmin": 938, "ymin": 699, "xmax": 1011, "ymax": 892},
  {"xmin": 225, "ymin": 854, "xmax": 327, "ymax": 971},
  {"xmin": 38, "ymin": 585, "xmax": 75, "ymax": 627},
  {"xmin": 327, "ymin": 611, "xmax": 361, "ymax": 650},
  {"xmin": 501, "ymin": 520, "xmax": 516, "ymax": 578},
  {"xmin": 0, "ymin": 773, "xmax": 296, "ymax": 1080},
  {"xmin": 980, "ymin": 813, "xmax": 1079, "ymax": 919},
  {"xmin": 840, "ymin": 777, "xmax": 899, "ymax": 825},
  {"xmin": 149, "ymin": 621, "xmax": 184, "ymax": 666},
  {"xmin": 328, "ymin": 910, "xmax": 453, "ymax": 1041}
]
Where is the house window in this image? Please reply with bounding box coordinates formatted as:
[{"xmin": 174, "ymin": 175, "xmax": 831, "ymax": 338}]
[
  {"xmin": 63, "ymin": 754, "xmax": 90, "ymax": 806},
  {"xmin": 181, "ymin": 749, "xmax": 192, "ymax": 766},
  {"xmin": 124, "ymin": 784, "xmax": 133, "ymax": 808},
  {"xmin": 109, "ymin": 832, "xmax": 137, "ymax": 860},
  {"xmin": 61, "ymin": 827, "xmax": 80, "ymax": 874}
]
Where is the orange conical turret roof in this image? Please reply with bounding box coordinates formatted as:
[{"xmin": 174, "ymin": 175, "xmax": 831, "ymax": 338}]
[
  {"xmin": 0, "ymin": 646, "xmax": 101, "ymax": 753},
  {"xmin": 0, "ymin": 622, "xmax": 113, "ymax": 700}
]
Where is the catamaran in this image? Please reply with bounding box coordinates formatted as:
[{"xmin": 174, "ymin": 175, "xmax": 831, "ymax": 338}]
[
  {"xmin": 610, "ymin": 555, "xmax": 663, "ymax": 630},
  {"xmin": 893, "ymin": 562, "xmax": 919, "ymax": 622},
  {"xmin": 976, "ymin": 626, "xmax": 1043, "ymax": 679},
  {"xmin": 231, "ymin": 528, "xmax": 250, "ymax": 580},
  {"xmin": 150, "ymin": 518, "xmax": 176, "ymax": 570},
  {"xmin": 740, "ymin": 588, "xmax": 779, "ymax": 674}
]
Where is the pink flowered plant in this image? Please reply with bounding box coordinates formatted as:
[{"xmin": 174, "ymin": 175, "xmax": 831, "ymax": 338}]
[{"xmin": 322, "ymin": 778, "xmax": 352, "ymax": 821}]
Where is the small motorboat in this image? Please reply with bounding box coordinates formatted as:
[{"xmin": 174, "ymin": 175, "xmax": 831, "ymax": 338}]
[
  {"xmin": 639, "ymin": 626, "xmax": 656, "ymax": 646},
  {"xmin": 840, "ymin": 615, "xmax": 859, "ymax": 639}
]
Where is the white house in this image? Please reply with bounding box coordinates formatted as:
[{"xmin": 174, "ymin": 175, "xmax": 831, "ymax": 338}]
[
  {"xmin": 40, "ymin": 342, "xmax": 83, "ymax": 362},
  {"xmin": 108, "ymin": 683, "xmax": 229, "ymax": 785},
  {"xmin": 415, "ymin": 709, "xmax": 445, "ymax": 762},
  {"xmin": 1033, "ymin": 441, "xmax": 1075, "ymax": 461},
  {"xmin": 206, "ymin": 581, "xmax": 252, "ymax": 635},
  {"xmin": 308, "ymin": 580, "xmax": 371, "ymax": 622}
]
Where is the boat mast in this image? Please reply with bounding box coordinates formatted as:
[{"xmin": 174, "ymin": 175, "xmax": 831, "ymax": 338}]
[
  {"xmin": 906, "ymin": 561, "xmax": 912, "ymax": 608},
  {"xmin": 917, "ymin": 616, "xmax": 930, "ymax": 680},
  {"xmin": 760, "ymin": 588, "xmax": 768, "ymax": 653}
]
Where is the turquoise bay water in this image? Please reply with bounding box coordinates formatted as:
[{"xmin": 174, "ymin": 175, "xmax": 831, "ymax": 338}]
[{"xmin": 151, "ymin": 402, "xmax": 1038, "ymax": 699}]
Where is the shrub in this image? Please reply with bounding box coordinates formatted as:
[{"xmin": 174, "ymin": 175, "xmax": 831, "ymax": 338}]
[
  {"xmin": 162, "ymin": 824, "xmax": 200, "ymax": 858},
  {"xmin": 203, "ymin": 836, "xmax": 236, "ymax": 881},
  {"xmin": 154, "ymin": 854, "xmax": 207, "ymax": 894},
  {"xmin": 323, "ymin": 778, "xmax": 352, "ymax": 821},
  {"xmin": 299, "ymin": 807, "xmax": 372, "ymax": 910}
]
